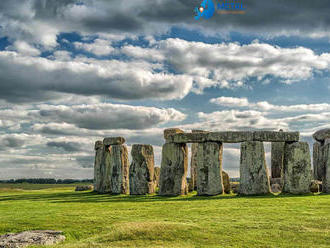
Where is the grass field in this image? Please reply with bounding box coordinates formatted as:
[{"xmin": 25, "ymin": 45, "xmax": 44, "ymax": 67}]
[{"xmin": 0, "ymin": 184, "xmax": 329, "ymax": 248}]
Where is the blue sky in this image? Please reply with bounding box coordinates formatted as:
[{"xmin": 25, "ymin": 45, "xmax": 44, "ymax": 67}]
[{"xmin": 0, "ymin": 0, "xmax": 330, "ymax": 179}]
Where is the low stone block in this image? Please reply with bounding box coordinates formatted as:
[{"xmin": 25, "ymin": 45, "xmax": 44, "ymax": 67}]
[
  {"xmin": 103, "ymin": 137, "xmax": 125, "ymax": 145},
  {"xmin": 282, "ymin": 142, "xmax": 312, "ymax": 194},
  {"xmin": 313, "ymin": 128, "xmax": 330, "ymax": 142},
  {"xmin": 239, "ymin": 141, "xmax": 271, "ymax": 195},
  {"xmin": 129, "ymin": 144, "xmax": 155, "ymax": 195},
  {"xmin": 159, "ymin": 143, "xmax": 188, "ymax": 196},
  {"xmin": 196, "ymin": 142, "xmax": 224, "ymax": 195}
]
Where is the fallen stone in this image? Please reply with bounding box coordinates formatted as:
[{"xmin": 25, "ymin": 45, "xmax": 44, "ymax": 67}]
[
  {"xmin": 222, "ymin": 171, "xmax": 231, "ymax": 194},
  {"xmin": 313, "ymin": 128, "xmax": 330, "ymax": 142},
  {"xmin": 0, "ymin": 230, "xmax": 65, "ymax": 248},
  {"xmin": 282, "ymin": 142, "xmax": 312, "ymax": 194},
  {"xmin": 94, "ymin": 141, "xmax": 104, "ymax": 192},
  {"xmin": 270, "ymin": 177, "xmax": 282, "ymax": 186},
  {"xmin": 75, "ymin": 185, "xmax": 93, "ymax": 191},
  {"xmin": 129, "ymin": 144, "xmax": 155, "ymax": 195},
  {"xmin": 196, "ymin": 142, "xmax": 224, "ymax": 195},
  {"xmin": 271, "ymin": 183, "xmax": 281, "ymax": 193},
  {"xmin": 231, "ymin": 183, "xmax": 240, "ymax": 194},
  {"xmin": 159, "ymin": 143, "xmax": 188, "ymax": 196},
  {"xmin": 271, "ymin": 142, "xmax": 285, "ymax": 178},
  {"xmin": 310, "ymin": 180, "xmax": 320, "ymax": 193},
  {"xmin": 166, "ymin": 131, "xmax": 299, "ymax": 143},
  {"xmin": 240, "ymin": 141, "xmax": 271, "ymax": 195},
  {"xmin": 108, "ymin": 145, "xmax": 130, "ymax": 194},
  {"xmin": 103, "ymin": 137, "xmax": 125, "ymax": 146},
  {"xmin": 164, "ymin": 128, "xmax": 184, "ymax": 140},
  {"xmin": 322, "ymin": 144, "xmax": 330, "ymax": 193}
]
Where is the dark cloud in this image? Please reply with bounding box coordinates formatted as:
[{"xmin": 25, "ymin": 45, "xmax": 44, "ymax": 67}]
[
  {"xmin": 46, "ymin": 141, "xmax": 81, "ymax": 152},
  {"xmin": 76, "ymin": 155, "xmax": 94, "ymax": 168}
]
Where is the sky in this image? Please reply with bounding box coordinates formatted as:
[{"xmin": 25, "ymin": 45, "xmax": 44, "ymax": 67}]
[{"xmin": 0, "ymin": 0, "xmax": 330, "ymax": 179}]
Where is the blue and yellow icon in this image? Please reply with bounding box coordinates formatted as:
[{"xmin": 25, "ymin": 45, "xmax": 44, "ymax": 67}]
[{"xmin": 194, "ymin": 0, "xmax": 215, "ymax": 20}]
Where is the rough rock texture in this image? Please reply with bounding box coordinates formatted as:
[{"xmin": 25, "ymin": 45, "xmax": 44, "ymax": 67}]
[
  {"xmin": 271, "ymin": 142, "xmax": 285, "ymax": 178},
  {"xmin": 196, "ymin": 142, "xmax": 224, "ymax": 195},
  {"xmin": 153, "ymin": 167, "xmax": 160, "ymax": 188},
  {"xmin": 282, "ymin": 142, "xmax": 312, "ymax": 194},
  {"xmin": 313, "ymin": 142, "xmax": 323, "ymax": 181},
  {"xmin": 94, "ymin": 141, "xmax": 104, "ymax": 192},
  {"xmin": 108, "ymin": 145, "xmax": 130, "ymax": 194},
  {"xmin": 313, "ymin": 128, "xmax": 330, "ymax": 142},
  {"xmin": 231, "ymin": 183, "xmax": 240, "ymax": 194},
  {"xmin": 270, "ymin": 177, "xmax": 282, "ymax": 186},
  {"xmin": 222, "ymin": 171, "xmax": 231, "ymax": 194},
  {"xmin": 75, "ymin": 185, "xmax": 93, "ymax": 191},
  {"xmin": 271, "ymin": 183, "xmax": 281, "ymax": 193},
  {"xmin": 310, "ymin": 180, "xmax": 320, "ymax": 193},
  {"xmin": 159, "ymin": 143, "xmax": 188, "ymax": 196},
  {"xmin": 323, "ymin": 144, "xmax": 330, "ymax": 193},
  {"xmin": 0, "ymin": 230, "xmax": 65, "ymax": 248},
  {"xmin": 129, "ymin": 144, "xmax": 155, "ymax": 195},
  {"xmin": 166, "ymin": 131, "xmax": 299, "ymax": 143},
  {"xmin": 103, "ymin": 137, "xmax": 125, "ymax": 145},
  {"xmin": 325, "ymin": 138, "xmax": 330, "ymax": 146},
  {"xmin": 240, "ymin": 141, "xmax": 271, "ymax": 195},
  {"xmin": 98, "ymin": 146, "xmax": 112, "ymax": 193},
  {"xmin": 164, "ymin": 128, "xmax": 184, "ymax": 140},
  {"xmin": 187, "ymin": 178, "xmax": 194, "ymax": 192}
]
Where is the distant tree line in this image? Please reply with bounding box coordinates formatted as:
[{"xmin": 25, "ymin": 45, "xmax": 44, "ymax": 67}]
[{"xmin": 0, "ymin": 178, "xmax": 93, "ymax": 184}]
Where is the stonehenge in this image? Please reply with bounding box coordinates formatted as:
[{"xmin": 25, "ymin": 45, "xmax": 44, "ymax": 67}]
[
  {"xmin": 93, "ymin": 128, "xmax": 328, "ymax": 196},
  {"xmin": 312, "ymin": 128, "xmax": 330, "ymax": 193}
]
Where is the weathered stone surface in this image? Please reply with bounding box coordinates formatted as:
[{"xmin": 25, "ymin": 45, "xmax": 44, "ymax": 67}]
[
  {"xmin": 153, "ymin": 167, "xmax": 160, "ymax": 188},
  {"xmin": 282, "ymin": 142, "xmax": 312, "ymax": 194},
  {"xmin": 0, "ymin": 230, "xmax": 65, "ymax": 248},
  {"xmin": 322, "ymin": 144, "xmax": 330, "ymax": 193},
  {"xmin": 187, "ymin": 178, "xmax": 194, "ymax": 192},
  {"xmin": 271, "ymin": 142, "xmax": 285, "ymax": 178},
  {"xmin": 196, "ymin": 142, "xmax": 224, "ymax": 195},
  {"xmin": 129, "ymin": 144, "xmax": 155, "ymax": 195},
  {"xmin": 159, "ymin": 143, "xmax": 188, "ymax": 196},
  {"xmin": 231, "ymin": 183, "xmax": 239, "ymax": 194},
  {"xmin": 164, "ymin": 128, "xmax": 184, "ymax": 140},
  {"xmin": 240, "ymin": 141, "xmax": 271, "ymax": 195},
  {"xmin": 108, "ymin": 145, "xmax": 129, "ymax": 194},
  {"xmin": 75, "ymin": 185, "xmax": 93, "ymax": 191},
  {"xmin": 313, "ymin": 142, "xmax": 324, "ymax": 181},
  {"xmin": 166, "ymin": 131, "xmax": 299, "ymax": 143},
  {"xmin": 94, "ymin": 141, "xmax": 104, "ymax": 192},
  {"xmin": 325, "ymin": 138, "xmax": 330, "ymax": 146},
  {"xmin": 190, "ymin": 130, "xmax": 208, "ymax": 191},
  {"xmin": 310, "ymin": 180, "xmax": 320, "ymax": 193},
  {"xmin": 313, "ymin": 128, "xmax": 330, "ymax": 142},
  {"xmin": 222, "ymin": 171, "xmax": 231, "ymax": 194},
  {"xmin": 271, "ymin": 183, "xmax": 281, "ymax": 193},
  {"xmin": 98, "ymin": 146, "xmax": 112, "ymax": 193},
  {"xmin": 103, "ymin": 137, "xmax": 125, "ymax": 145},
  {"xmin": 270, "ymin": 177, "xmax": 283, "ymax": 186}
]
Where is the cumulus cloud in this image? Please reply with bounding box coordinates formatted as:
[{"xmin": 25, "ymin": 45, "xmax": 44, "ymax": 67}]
[{"xmin": 74, "ymin": 38, "xmax": 114, "ymax": 56}]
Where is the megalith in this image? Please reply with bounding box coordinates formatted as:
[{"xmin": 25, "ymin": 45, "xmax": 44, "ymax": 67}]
[
  {"xmin": 93, "ymin": 141, "xmax": 104, "ymax": 192},
  {"xmin": 271, "ymin": 142, "xmax": 285, "ymax": 178},
  {"xmin": 153, "ymin": 167, "xmax": 160, "ymax": 189},
  {"xmin": 222, "ymin": 171, "xmax": 231, "ymax": 194},
  {"xmin": 282, "ymin": 142, "xmax": 312, "ymax": 194},
  {"xmin": 313, "ymin": 141, "xmax": 324, "ymax": 181},
  {"xmin": 196, "ymin": 142, "xmax": 224, "ymax": 195},
  {"xmin": 159, "ymin": 142, "xmax": 188, "ymax": 196},
  {"xmin": 240, "ymin": 141, "xmax": 271, "ymax": 195},
  {"xmin": 322, "ymin": 144, "xmax": 330, "ymax": 193},
  {"xmin": 129, "ymin": 144, "xmax": 155, "ymax": 195}
]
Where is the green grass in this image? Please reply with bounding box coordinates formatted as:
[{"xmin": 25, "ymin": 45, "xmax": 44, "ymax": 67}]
[{"xmin": 0, "ymin": 184, "xmax": 329, "ymax": 248}]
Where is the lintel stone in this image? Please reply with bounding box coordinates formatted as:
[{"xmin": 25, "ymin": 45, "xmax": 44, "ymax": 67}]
[{"xmin": 103, "ymin": 137, "xmax": 125, "ymax": 146}]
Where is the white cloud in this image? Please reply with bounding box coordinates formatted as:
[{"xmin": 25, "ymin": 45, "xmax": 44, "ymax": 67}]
[{"xmin": 74, "ymin": 38, "xmax": 115, "ymax": 56}]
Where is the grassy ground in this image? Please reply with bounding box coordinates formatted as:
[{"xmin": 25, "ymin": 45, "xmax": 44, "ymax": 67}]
[{"xmin": 0, "ymin": 184, "xmax": 329, "ymax": 248}]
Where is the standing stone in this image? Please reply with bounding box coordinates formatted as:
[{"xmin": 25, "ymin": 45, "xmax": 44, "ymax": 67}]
[
  {"xmin": 190, "ymin": 130, "xmax": 208, "ymax": 191},
  {"xmin": 153, "ymin": 167, "xmax": 160, "ymax": 189},
  {"xmin": 222, "ymin": 171, "xmax": 231, "ymax": 194},
  {"xmin": 99, "ymin": 145, "xmax": 112, "ymax": 193},
  {"xmin": 282, "ymin": 142, "xmax": 312, "ymax": 194},
  {"xmin": 108, "ymin": 144, "xmax": 130, "ymax": 194},
  {"xmin": 313, "ymin": 142, "xmax": 324, "ymax": 181},
  {"xmin": 159, "ymin": 143, "xmax": 188, "ymax": 196},
  {"xmin": 271, "ymin": 142, "xmax": 285, "ymax": 178},
  {"xmin": 93, "ymin": 141, "xmax": 104, "ymax": 192},
  {"xmin": 322, "ymin": 144, "xmax": 330, "ymax": 193},
  {"xmin": 129, "ymin": 144, "xmax": 155, "ymax": 195},
  {"xmin": 196, "ymin": 142, "xmax": 224, "ymax": 195},
  {"xmin": 240, "ymin": 141, "xmax": 271, "ymax": 195}
]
